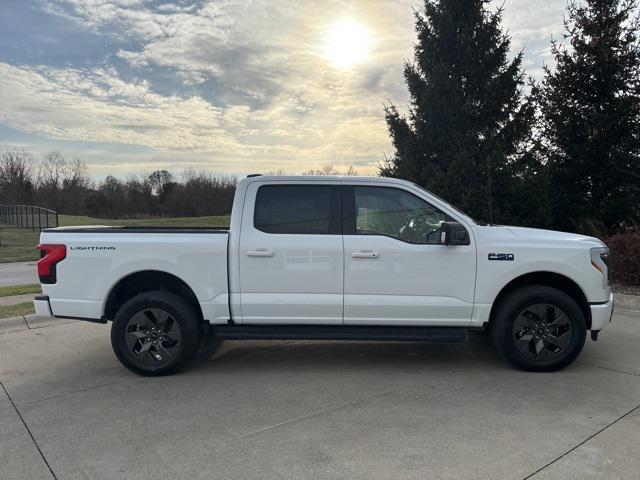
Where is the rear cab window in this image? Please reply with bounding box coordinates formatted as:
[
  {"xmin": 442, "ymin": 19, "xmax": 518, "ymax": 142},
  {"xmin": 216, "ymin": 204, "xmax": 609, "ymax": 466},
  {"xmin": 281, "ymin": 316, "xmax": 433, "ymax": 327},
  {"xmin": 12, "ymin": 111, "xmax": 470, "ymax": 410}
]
[{"xmin": 254, "ymin": 184, "xmax": 341, "ymax": 234}]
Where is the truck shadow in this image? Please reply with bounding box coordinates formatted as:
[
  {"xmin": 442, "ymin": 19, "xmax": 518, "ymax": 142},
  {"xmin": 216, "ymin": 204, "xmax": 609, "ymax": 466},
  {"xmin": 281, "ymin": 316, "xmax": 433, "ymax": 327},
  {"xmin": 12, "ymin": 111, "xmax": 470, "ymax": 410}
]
[{"xmin": 188, "ymin": 332, "xmax": 506, "ymax": 374}]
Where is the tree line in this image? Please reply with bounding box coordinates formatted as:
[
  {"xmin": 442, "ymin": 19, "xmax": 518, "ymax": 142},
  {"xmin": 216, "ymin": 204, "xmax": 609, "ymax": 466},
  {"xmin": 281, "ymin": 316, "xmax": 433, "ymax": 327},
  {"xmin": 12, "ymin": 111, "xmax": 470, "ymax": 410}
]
[
  {"xmin": 0, "ymin": 148, "xmax": 236, "ymax": 218},
  {"xmin": 0, "ymin": 147, "xmax": 362, "ymax": 219},
  {"xmin": 383, "ymin": 0, "xmax": 640, "ymax": 235}
]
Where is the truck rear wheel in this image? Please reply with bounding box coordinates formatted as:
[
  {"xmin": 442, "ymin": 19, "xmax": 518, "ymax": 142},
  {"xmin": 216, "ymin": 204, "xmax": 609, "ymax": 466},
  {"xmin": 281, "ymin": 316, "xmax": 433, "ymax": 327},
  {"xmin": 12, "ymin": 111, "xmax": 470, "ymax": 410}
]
[
  {"xmin": 111, "ymin": 291, "xmax": 201, "ymax": 376},
  {"xmin": 491, "ymin": 285, "xmax": 586, "ymax": 372}
]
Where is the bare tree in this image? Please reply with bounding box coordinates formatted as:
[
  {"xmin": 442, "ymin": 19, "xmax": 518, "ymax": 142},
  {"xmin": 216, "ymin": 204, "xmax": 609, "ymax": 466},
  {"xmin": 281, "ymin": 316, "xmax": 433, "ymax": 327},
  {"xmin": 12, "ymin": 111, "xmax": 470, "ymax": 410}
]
[
  {"xmin": 302, "ymin": 164, "xmax": 340, "ymax": 175},
  {"xmin": 148, "ymin": 170, "xmax": 174, "ymax": 196},
  {"xmin": 170, "ymin": 168, "xmax": 237, "ymax": 217},
  {"xmin": 302, "ymin": 164, "xmax": 359, "ymax": 176},
  {"xmin": 100, "ymin": 176, "xmax": 127, "ymax": 218},
  {"xmin": 0, "ymin": 148, "xmax": 36, "ymax": 203},
  {"xmin": 36, "ymin": 151, "xmax": 90, "ymax": 212}
]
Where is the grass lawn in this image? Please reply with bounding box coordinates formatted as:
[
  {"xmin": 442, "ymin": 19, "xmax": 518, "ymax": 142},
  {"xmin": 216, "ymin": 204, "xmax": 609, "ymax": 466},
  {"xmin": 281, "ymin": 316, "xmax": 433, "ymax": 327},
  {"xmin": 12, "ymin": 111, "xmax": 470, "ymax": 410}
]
[
  {"xmin": 0, "ymin": 302, "xmax": 35, "ymax": 319},
  {"xmin": 1, "ymin": 214, "xmax": 230, "ymax": 263},
  {"xmin": 0, "ymin": 228, "xmax": 41, "ymax": 262},
  {"xmin": 0, "ymin": 284, "xmax": 41, "ymax": 297}
]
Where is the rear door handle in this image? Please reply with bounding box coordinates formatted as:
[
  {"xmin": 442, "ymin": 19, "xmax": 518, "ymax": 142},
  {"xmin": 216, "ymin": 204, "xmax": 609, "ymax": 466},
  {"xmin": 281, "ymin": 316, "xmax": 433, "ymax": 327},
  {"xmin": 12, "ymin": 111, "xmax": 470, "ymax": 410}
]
[
  {"xmin": 247, "ymin": 249, "xmax": 274, "ymax": 257},
  {"xmin": 352, "ymin": 250, "xmax": 379, "ymax": 258}
]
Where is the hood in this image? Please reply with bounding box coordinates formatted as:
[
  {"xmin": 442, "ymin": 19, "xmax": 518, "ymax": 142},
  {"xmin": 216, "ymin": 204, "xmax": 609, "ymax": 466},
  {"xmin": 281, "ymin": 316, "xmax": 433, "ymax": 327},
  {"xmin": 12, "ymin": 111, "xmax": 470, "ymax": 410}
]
[{"xmin": 478, "ymin": 225, "xmax": 606, "ymax": 247}]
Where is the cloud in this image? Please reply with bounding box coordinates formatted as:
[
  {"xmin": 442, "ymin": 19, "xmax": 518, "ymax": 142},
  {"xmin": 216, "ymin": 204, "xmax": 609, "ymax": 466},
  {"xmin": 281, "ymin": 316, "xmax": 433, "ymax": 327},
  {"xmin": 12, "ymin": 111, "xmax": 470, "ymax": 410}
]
[
  {"xmin": 0, "ymin": 63, "xmax": 229, "ymax": 150},
  {"xmin": 42, "ymin": 0, "xmax": 415, "ymax": 101},
  {"xmin": 0, "ymin": 61, "xmax": 392, "ymax": 173},
  {"xmin": 1, "ymin": 0, "xmax": 570, "ymax": 176}
]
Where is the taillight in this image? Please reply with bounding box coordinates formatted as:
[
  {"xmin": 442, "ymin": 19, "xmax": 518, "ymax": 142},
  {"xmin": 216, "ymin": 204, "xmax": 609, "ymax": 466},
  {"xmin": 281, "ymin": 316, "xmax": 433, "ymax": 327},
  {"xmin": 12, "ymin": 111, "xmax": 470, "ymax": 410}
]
[{"xmin": 36, "ymin": 244, "xmax": 66, "ymax": 284}]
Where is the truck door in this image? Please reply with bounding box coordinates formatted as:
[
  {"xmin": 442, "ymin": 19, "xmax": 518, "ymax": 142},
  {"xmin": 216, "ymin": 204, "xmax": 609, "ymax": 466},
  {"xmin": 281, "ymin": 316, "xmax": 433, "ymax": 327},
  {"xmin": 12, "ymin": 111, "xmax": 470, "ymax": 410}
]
[
  {"xmin": 237, "ymin": 181, "xmax": 343, "ymax": 324},
  {"xmin": 342, "ymin": 184, "xmax": 475, "ymax": 326}
]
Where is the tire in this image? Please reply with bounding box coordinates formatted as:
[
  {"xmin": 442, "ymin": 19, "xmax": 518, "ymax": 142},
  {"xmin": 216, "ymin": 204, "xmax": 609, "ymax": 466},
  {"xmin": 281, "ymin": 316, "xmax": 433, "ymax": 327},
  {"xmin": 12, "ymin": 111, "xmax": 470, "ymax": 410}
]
[
  {"xmin": 111, "ymin": 291, "xmax": 201, "ymax": 376},
  {"xmin": 491, "ymin": 285, "xmax": 586, "ymax": 372}
]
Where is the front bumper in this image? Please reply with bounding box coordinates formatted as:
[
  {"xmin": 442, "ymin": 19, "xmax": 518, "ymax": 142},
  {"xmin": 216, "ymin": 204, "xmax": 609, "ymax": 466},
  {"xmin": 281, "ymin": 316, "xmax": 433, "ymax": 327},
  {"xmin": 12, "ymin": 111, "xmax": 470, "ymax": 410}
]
[
  {"xmin": 33, "ymin": 295, "xmax": 53, "ymax": 317},
  {"xmin": 590, "ymin": 292, "xmax": 614, "ymax": 331}
]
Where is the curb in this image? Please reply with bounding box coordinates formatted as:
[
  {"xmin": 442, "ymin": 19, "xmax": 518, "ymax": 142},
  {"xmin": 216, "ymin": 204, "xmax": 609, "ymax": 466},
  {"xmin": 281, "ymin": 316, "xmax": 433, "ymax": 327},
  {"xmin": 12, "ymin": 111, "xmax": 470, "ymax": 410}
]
[{"xmin": 0, "ymin": 314, "xmax": 79, "ymax": 333}]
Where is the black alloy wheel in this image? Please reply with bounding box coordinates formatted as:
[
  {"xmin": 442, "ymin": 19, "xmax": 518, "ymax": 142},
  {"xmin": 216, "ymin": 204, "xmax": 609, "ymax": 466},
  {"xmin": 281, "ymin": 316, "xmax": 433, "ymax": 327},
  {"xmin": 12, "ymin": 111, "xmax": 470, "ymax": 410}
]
[
  {"xmin": 124, "ymin": 308, "xmax": 183, "ymax": 367},
  {"xmin": 492, "ymin": 285, "xmax": 586, "ymax": 371},
  {"xmin": 512, "ymin": 303, "xmax": 572, "ymax": 361},
  {"xmin": 111, "ymin": 291, "xmax": 201, "ymax": 376}
]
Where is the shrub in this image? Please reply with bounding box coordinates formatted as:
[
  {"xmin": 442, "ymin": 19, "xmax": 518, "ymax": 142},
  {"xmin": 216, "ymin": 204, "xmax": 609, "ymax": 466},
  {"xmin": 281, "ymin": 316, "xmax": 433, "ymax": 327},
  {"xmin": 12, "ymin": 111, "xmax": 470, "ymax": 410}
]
[{"xmin": 605, "ymin": 232, "xmax": 640, "ymax": 286}]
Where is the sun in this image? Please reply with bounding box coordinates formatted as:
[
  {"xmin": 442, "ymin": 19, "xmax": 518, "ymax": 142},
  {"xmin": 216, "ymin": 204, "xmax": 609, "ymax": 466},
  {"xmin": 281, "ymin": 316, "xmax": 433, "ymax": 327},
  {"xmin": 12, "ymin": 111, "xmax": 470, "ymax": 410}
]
[{"xmin": 322, "ymin": 18, "xmax": 373, "ymax": 69}]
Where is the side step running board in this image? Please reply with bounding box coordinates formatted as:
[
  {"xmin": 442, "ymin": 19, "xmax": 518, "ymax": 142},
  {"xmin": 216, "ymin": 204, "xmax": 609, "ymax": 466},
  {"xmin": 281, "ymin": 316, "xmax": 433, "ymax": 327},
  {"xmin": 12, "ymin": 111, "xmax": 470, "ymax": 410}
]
[{"xmin": 210, "ymin": 325, "xmax": 467, "ymax": 343}]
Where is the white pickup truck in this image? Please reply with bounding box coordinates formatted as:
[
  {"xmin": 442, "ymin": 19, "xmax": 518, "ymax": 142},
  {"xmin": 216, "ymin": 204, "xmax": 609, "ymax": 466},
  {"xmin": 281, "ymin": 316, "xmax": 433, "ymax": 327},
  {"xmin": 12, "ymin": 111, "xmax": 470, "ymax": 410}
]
[{"xmin": 33, "ymin": 175, "xmax": 614, "ymax": 375}]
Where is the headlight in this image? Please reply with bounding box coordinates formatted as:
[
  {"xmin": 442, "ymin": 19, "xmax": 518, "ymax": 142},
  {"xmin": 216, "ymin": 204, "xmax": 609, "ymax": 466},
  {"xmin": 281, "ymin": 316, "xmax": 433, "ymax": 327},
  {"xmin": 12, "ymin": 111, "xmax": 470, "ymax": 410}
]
[{"xmin": 590, "ymin": 247, "xmax": 610, "ymax": 287}]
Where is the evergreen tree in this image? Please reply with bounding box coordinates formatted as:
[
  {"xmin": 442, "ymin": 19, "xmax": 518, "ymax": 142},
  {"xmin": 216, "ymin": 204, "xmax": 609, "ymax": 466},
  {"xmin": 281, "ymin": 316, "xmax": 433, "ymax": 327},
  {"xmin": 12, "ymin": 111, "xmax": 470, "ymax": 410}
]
[
  {"xmin": 382, "ymin": 0, "xmax": 536, "ymax": 224},
  {"xmin": 539, "ymin": 0, "xmax": 640, "ymax": 233}
]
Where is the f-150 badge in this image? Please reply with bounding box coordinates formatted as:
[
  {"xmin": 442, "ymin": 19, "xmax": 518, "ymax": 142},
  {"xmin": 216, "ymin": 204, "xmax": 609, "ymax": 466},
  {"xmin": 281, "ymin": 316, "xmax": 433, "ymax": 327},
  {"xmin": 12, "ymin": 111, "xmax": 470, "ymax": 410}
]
[{"xmin": 488, "ymin": 253, "xmax": 514, "ymax": 261}]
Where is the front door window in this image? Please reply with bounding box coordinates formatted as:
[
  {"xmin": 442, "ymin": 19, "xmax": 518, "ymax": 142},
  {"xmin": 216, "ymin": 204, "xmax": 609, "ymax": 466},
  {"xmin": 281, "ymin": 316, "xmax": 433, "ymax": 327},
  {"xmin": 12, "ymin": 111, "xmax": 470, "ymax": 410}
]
[{"xmin": 354, "ymin": 186, "xmax": 448, "ymax": 244}]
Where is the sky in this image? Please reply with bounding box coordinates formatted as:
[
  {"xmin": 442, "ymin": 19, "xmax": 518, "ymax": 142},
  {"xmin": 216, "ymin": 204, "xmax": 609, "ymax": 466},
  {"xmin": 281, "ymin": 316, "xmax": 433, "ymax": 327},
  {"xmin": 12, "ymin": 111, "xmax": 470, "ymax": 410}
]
[{"xmin": 0, "ymin": 0, "xmax": 569, "ymax": 179}]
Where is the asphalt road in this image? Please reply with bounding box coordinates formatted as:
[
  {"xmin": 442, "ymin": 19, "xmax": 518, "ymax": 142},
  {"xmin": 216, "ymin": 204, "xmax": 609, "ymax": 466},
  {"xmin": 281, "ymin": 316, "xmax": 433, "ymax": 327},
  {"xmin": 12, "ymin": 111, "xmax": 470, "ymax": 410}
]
[
  {"xmin": 1, "ymin": 295, "xmax": 639, "ymax": 480},
  {"xmin": 0, "ymin": 261, "xmax": 38, "ymax": 287}
]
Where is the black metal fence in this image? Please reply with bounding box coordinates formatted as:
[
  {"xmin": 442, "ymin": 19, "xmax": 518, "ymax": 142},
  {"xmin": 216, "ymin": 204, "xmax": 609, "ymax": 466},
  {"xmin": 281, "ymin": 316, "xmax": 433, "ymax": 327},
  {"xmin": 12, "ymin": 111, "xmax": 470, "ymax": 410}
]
[{"xmin": 0, "ymin": 205, "xmax": 58, "ymax": 231}]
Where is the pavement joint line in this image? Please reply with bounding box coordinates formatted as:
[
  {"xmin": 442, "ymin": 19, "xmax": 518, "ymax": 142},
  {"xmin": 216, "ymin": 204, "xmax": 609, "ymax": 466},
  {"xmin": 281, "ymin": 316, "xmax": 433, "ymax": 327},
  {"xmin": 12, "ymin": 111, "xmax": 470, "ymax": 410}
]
[
  {"xmin": 16, "ymin": 376, "xmax": 139, "ymax": 409},
  {"xmin": 236, "ymin": 401, "xmax": 356, "ymax": 438},
  {"xmin": 0, "ymin": 318, "xmax": 80, "ymax": 336},
  {"xmin": 576, "ymin": 361, "xmax": 640, "ymax": 377},
  {"xmin": 0, "ymin": 327, "xmax": 29, "ymax": 335},
  {"xmin": 235, "ymin": 386, "xmax": 433, "ymax": 440},
  {"xmin": 0, "ymin": 380, "xmax": 58, "ymax": 480},
  {"xmin": 27, "ymin": 321, "xmax": 79, "ymax": 331},
  {"xmin": 523, "ymin": 403, "xmax": 640, "ymax": 479}
]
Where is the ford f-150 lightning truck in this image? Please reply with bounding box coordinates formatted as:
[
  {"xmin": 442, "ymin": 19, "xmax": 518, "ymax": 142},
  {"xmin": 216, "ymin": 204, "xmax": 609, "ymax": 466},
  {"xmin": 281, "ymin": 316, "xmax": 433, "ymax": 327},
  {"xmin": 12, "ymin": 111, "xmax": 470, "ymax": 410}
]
[{"xmin": 33, "ymin": 175, "xmax": 614, "ymax": 375}]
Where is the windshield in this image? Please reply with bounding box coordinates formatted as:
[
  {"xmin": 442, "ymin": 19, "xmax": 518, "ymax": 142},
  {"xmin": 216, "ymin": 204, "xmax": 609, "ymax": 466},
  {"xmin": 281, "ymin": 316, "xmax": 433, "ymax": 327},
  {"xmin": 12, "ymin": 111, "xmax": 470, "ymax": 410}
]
[{"xmin": 411, "ymin": 182, "xmax": 478, "ymax": 225}]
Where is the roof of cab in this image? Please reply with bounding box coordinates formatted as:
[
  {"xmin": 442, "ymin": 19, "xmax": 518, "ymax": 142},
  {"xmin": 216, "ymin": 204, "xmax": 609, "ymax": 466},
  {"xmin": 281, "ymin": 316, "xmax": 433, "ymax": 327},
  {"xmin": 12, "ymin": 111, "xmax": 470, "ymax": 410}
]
[{"xmin": 240, "ymin": 175, "xmax": 412, "ymax": 184}]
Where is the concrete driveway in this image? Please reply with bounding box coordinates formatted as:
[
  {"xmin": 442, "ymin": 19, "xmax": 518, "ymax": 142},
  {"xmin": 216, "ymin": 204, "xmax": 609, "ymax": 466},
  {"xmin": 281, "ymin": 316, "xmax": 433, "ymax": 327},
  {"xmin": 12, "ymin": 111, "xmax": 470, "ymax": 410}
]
[{"xmin": 1, "ymin": 295, "xmax": 639, "ymax": 480}]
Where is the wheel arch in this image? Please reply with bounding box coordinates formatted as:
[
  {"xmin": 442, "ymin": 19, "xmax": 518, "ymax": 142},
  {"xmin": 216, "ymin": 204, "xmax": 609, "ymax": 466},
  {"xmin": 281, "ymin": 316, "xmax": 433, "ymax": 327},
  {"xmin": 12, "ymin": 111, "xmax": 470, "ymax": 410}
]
[
  {"xmin": 488, "ymin": 271, "xmax": 592, "ymax": 329},
  {"xmin": 103, "ymin": 270, "xmax": 203, "ymax": 322}
]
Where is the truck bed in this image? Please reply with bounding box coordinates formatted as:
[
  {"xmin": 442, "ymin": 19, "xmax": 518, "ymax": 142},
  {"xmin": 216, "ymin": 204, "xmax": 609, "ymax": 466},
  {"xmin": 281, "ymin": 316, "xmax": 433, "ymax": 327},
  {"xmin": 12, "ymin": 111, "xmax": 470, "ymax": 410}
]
[{"xmin": 39, "ymin": 227, "xmax": 231, "ymax": 323}]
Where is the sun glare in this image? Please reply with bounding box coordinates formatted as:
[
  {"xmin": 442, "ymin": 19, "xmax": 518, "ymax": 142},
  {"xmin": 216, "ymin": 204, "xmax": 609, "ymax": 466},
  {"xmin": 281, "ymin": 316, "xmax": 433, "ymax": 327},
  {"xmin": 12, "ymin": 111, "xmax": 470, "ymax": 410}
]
[{"xmin": 322, "ymin": 18, "xmax": 373, "ymax": 69}]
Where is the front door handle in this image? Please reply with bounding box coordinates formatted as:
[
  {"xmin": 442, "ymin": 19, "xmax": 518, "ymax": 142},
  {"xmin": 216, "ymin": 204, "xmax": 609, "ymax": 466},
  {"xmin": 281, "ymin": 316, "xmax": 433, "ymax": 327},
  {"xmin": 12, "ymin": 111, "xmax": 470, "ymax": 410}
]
[
  {"xmin": 352, "ymin": 250, "xmax": 379, "ymax": 258},
  {"xmin": 247, "ymin": 249, "xmax": 274, "ymax": 257}
]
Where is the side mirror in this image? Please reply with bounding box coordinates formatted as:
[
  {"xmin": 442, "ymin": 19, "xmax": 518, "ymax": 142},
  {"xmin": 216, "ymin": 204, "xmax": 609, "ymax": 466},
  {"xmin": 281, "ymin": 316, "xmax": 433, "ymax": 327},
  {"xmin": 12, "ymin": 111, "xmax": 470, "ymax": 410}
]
[{"xmin": 441, "ymin": 221, "xmax": 470, "ymax": 245}]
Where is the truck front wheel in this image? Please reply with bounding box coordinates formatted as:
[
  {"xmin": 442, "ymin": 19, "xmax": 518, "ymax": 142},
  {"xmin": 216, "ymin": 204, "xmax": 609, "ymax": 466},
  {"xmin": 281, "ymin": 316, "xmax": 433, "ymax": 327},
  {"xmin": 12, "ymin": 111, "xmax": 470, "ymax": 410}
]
[
  {"xmin": 111, "ymin": 291, "xmax": 201, "ymax": 376},
  {"xmin": 491, "ymin": 285, "xmax": 586, "ymax": 372}
]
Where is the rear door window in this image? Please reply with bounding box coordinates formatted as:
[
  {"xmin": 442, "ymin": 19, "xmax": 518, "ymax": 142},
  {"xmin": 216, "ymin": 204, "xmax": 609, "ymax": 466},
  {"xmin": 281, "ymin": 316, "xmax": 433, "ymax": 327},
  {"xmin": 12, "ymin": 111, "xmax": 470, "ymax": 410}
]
[{"xmin": 254, "ymin": 185, "xmax": 341, "ymax": 234}]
